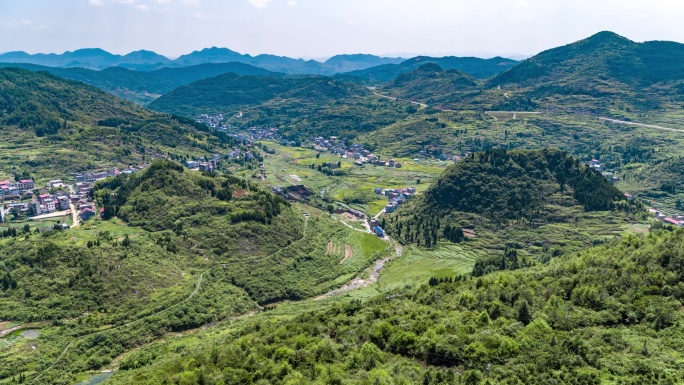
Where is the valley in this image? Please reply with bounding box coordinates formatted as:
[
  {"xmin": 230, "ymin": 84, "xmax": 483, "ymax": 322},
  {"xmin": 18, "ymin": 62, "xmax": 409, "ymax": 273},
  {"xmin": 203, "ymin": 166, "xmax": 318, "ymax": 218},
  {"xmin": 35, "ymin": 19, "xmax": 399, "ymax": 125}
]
[{"xmin": 1, "ymin": 29, "xmax": 684, "ymax": 385}]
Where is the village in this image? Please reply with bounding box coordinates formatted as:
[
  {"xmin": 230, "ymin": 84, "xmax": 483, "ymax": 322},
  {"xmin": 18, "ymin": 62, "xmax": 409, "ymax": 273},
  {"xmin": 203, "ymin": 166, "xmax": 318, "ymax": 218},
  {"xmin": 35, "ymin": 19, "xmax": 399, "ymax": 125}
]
[{"xmin": 0, "ymin": 165, "xmax": 146, "ymax": 231}]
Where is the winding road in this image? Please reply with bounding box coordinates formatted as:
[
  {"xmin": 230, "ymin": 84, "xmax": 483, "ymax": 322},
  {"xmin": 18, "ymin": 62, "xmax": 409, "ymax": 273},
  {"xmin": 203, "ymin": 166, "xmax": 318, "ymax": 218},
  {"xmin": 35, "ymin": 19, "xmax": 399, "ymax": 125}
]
[
  {"xmin": 598, "ymin": 117, "xmax": 684, "ymax": 134},
  {"xmin": 373, "ymin": 91, "xmax": 428, "ymax": 108}
]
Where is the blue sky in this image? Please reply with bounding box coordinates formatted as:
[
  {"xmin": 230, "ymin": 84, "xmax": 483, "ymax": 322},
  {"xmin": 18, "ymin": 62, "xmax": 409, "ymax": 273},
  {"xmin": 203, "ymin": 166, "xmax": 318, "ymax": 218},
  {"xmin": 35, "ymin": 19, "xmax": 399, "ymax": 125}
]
[{"xmin": 1, "ymin": 0, "xmax": 683, "ymax": 59}]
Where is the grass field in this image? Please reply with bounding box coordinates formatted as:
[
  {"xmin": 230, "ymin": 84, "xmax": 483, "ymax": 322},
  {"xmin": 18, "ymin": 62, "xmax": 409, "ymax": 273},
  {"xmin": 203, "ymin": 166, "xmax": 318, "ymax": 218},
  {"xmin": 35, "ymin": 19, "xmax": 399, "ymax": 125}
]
[{"xmin": 376, "ymin": 244, "xmax": 479, "ymax": 291}]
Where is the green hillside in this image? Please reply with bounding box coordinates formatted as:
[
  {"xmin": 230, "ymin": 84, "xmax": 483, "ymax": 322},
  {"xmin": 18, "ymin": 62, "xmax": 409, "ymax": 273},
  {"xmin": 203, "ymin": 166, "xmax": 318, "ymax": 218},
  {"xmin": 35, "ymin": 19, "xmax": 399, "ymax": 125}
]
[
  {"xmin": 105, "ymin": 228, "xmax": 684, "ymax": 385},
  {"xmin": 149, "ymin": 73, "xmax": 367, "ymax": 116},
  {"xmin": 0, "ymin": 67, "xmax": 229, "ymax": 181},
  {"xmin": 381, "ymin": 63, "xmax": 478, "ymax": 104},
  {"xmin": 0, "ymin": 160, "xmax": 389, "ymax": 384}
]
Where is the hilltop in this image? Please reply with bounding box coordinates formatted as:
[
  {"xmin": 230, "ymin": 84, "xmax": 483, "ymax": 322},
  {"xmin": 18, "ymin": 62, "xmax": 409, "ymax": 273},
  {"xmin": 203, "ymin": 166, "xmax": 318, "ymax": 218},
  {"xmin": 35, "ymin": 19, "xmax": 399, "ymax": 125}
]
[
  {"xmin": 486, "ymin": 32, "xmax": 684, "ymax": 110},
  {"xmin": 380, "ymin": 63, "xmax": 479, "ymax": 103},
  {"xmin": 0, "ymin": 68, "xmax": 229, "ymax": 180}
]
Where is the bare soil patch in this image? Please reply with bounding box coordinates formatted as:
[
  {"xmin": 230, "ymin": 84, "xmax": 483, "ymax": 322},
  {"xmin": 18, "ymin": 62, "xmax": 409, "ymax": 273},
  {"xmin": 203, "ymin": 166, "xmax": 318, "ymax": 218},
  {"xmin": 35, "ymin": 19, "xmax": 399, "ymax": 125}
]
[{"xmin": 340, "ymin": 244, "xmax": 353, "ymax": 264}]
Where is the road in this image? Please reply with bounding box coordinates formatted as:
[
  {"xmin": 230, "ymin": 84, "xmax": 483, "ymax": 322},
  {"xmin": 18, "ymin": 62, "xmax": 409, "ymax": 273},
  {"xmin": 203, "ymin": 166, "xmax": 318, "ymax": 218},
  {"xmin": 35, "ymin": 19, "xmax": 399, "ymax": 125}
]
[
  {"xmin": 29, "ymin": 210, "xmax": 70, "ymax": 221},
  {"xmin": 598, "ymin": 117, "xmax": 684, "ymax": 134},
  {"xmin": 70, "ymin": 203, "xmax": 80, "ymax": 227},
  {"xmin": 373, "ymin": 91, "xmax": 428, "ymax": 108},
  {"xmin": 315, "ymin": 244, "xmax": 402, "ymax": 300}
]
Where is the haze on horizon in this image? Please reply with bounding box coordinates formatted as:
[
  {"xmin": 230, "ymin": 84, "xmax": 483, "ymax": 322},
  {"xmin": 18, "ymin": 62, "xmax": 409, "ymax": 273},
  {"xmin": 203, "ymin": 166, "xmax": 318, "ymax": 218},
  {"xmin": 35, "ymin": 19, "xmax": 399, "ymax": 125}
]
[{"xmin": 1, "ymin": 0, "xmax": 683, "ymax": 60}]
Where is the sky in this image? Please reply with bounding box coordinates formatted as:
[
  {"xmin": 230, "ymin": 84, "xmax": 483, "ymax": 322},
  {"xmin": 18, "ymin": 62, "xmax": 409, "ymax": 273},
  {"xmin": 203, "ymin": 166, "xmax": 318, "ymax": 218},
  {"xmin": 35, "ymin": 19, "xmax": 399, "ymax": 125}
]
[{"xmin": 1, "ymin": 0, "xmax": 684, "ymax": 60}]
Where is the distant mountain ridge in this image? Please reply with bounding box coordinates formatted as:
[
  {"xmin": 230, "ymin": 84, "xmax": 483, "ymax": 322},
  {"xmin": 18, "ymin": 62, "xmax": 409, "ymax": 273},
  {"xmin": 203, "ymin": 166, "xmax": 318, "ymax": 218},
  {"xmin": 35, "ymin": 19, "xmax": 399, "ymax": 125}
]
[
  {"xmin": 337, "ymin": 55, "xmax": 519, "ymax": 83},
  {"xmin": 0, "ymin": 47, "xmax": 405, "ymax": 75}
]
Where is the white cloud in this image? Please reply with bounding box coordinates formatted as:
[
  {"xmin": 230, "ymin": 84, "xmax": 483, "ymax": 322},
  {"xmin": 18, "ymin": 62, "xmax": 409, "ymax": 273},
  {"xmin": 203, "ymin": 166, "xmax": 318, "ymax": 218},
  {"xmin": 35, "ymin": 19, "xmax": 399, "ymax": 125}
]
[
  {"xmin": 248, "ymin": 0, "xmax": 271, "ymax": 8},
  {"xmin": 113, "ymin": 0, "xmax": 136, "ymax": 4},
  {"xmin": 287, "ymin": 1, "xmax": 298, "ymax": 6},
  {"xmin": 516, "ymin": 0, "xmax": 529, "ymax": 7},
  {"xmin": 21, "ymin": 19, "xmax": 32, "ymax": 25},
  {"xmin": 137, "ymin": 4, "xmax": 150, "ymax": 10},
  {"xmin": 87, "ymin": 0, "xmax": 105, "ymax": 5}
]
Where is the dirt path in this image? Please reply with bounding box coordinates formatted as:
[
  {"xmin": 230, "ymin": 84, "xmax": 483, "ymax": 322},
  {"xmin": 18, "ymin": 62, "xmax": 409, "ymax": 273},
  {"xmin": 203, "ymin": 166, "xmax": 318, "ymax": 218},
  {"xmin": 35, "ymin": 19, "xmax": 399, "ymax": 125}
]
[
  {"xmin": 70, "ymin": 203, "xmax": 80, "ymax": 227},
  {"xmin": 316, "ymin": 244, "xmax": 402, "ymax": 300},
  {"xmin": 0, "ymin": 325, "xmax": 22, "ymax": 338},
  {"xmin": 598, "ymin": 117, "xmax": 684, "ymax": 133}
]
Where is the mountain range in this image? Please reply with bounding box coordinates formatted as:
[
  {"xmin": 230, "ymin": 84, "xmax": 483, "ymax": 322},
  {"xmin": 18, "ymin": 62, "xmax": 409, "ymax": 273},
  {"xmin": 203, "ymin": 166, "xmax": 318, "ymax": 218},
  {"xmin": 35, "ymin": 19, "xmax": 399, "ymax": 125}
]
[{"xmin": 0, "ymin": 47, "xmax": 406, "ymax": 75}]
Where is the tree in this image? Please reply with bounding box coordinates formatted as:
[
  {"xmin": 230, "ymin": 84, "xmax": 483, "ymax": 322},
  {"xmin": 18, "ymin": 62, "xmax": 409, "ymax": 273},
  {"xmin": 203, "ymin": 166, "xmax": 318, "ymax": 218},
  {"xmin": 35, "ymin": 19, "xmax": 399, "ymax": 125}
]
[{"xmin": 517, "ymin": 301, "xmax": 532, "ymax": 325}]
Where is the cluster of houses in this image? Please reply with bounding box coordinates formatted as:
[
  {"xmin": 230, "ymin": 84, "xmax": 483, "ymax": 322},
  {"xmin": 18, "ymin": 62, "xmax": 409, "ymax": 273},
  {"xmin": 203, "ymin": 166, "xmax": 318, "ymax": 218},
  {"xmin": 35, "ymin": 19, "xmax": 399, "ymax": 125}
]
[
  {"xmin": 227, "ymin": 148, "xmax": 255, "ymax": 161},
  {"xmin": 311, "ymin": 138, "xmax": 405, "ymax": 168},
  {"xmin": 186, "ymin": 154, "xmax": 220, "ymax": 172},
  {"xmin": 74, "ymin": 168, "xmax": 121, "ymax": 183},
  {"xmin": 648, "ymin": 209, "xmax": 684, "ymax": 227},
  {"xmin": 369, "ymin": 218, "xmax": 385, "ymax": 237},
  {"xmin": 375, "ymin": 187, "xmax": 417, "ymax": 214},
  {"xmin": 249, "ymin": 127, "xmax": 279, "ymax": 141},
  {"xmin": 0, "ymin": 179, "xmax": 35, "ymax": 200},
  {"xmin": 0, "ymin": 165, "xmax": 148, "ymax": 224},
  {"xmin": 195, "ymin": 114, "xmax": 229, "ymax": 130},
  {"xmin": 3, "ymin": 181, "xmax": 95, "ymax": 221}
]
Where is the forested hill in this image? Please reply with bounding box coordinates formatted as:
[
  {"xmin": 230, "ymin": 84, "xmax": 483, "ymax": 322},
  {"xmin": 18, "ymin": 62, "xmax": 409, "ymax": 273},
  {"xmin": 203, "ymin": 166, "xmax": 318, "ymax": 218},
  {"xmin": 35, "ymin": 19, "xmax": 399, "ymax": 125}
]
[
  {"xmin": 386, "ymin": 149, "xmax": 630, "ymax": 247},
  {"xmin": 488, "ymin": 31, "xmax": 684, "ymax": 98},
  {"xmin": 94, "ymin": 160, "xmax": 382, "ymax": 304},
  {"xmin": 0, "ymin": 68, "xmax": 232, "ymax": 179},
  {"xmin": 109, "ymin": 229, "xmax": 684, "ymax": 385},
  {"xmin": 381, "ymin": 63, "xmax": 478, "ymax": 103},
  {"xmin": 149, "ymin": 73, "xmax": 368, "ymax": 116},
  {"xmin": 149, "ymin": 72, "xmax": 412, "ymax": 138}
]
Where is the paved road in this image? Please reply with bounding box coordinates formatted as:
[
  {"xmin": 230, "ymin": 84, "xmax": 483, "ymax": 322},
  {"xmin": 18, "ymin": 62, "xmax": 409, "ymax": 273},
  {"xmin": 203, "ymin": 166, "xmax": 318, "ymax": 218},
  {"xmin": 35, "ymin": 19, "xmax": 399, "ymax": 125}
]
[
  {"xmin": 599, "ymin": 117, "xmax": 684, "ymax": 134},
  {"xmin": 373, "ymin": 91, "xmax": 428, "ymax": 108}
]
